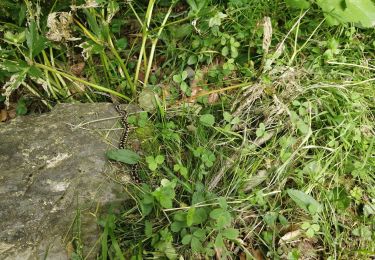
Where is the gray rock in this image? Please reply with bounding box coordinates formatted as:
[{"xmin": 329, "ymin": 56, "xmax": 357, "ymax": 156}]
[{"xmin": 0, "ymin": 103, "xmax": 135, "ymax": 259}]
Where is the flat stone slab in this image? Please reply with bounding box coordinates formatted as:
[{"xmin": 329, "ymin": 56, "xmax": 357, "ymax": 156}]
[{"xmin": 0, "ymin": 103, "xmax": 134, "ymax": 259}]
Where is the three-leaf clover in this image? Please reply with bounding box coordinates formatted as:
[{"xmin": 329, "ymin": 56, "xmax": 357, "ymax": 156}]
[
  {"xmin": 152, "ymin": 179, "xmax": 176, "ymax": 209},
  {"xmin": 173, "ymin": 163, "xmax": 188, "ymax": 179},
  {"xmin": 301, "ymin": 222, "xmax": 320, "ymax": 238},
  {"xmin": 173, "ymin": 71, "xmax": 190, "ymax": 95},
  {"xmin": 182, "ymin": 229, "xmax": 206, "ymax": 253},
  {"xmin": 256, "ymin": 123, "xmax": 266, "ymax": 137},
  {"xmin": 146, "ymin": 155, "xmax": 165, "ymax": 171}
]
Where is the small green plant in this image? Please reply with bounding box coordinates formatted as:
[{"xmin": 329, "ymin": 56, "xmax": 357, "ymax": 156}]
[
  {"xmin": 256, "ymin": 123, "xmax": 266, "ymax": 137},
  {"xmin": 173, "ymin": 71, "xmax": 190, "ymax": 95},
  {"xmin": 301, "ymin": 221, "xmax": 320, "ymax": 238},
  {"xmin": 173, "ymin": 163, "xmax": 188, "ymax": 179},
  {"xmin": 3, "ymin": 0, "xmax": 374, "ymax": 258},
  {"xmin": 199, "ymin": 114, "xmax": 215, "ymax": 127},
  {"xmin": 286, "ymin": 0, "xmax": 375, "ymax": 28},
  {"xmin": 146, "ymin": 155, "xmax": 165, "ymax": 171}
]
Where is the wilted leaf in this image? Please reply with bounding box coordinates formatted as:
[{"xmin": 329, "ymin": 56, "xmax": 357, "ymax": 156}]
[{"xmin": 279, "ymin": 230, "xmax": 302, "ymax": 245}]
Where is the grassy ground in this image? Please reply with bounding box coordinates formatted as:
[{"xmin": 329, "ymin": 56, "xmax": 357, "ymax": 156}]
[{"xmin": 1, "ymin": 0, "xmax": 374, "ymax": 259}]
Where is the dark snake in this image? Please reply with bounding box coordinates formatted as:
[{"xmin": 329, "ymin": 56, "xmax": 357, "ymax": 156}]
[{"xmin": 114, "ymin": 104, "xmax": 141, "ymax": 183}]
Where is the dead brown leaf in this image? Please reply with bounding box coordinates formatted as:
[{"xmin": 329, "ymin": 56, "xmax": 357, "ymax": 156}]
[
  {"xmin": 0, "ymin": 109, "xmax": 8, "ymax": 122},
  {"xmin": 251, "ymin": 248, "xmax": 264, "ymax": 260},
  {"xmin": 70, "ymin": 62, "xmax": 85, "ymax": 76},
  {"xmin": 65, "ymin": 241, "xmax": 74, "ymax": 258},
  {"xmin": 208, "ymin": 92, "xmax": 219, "ymax": 104},
  {"xmin": 7, "ymin": 104, "xmax": 17, "ymax": 119}
]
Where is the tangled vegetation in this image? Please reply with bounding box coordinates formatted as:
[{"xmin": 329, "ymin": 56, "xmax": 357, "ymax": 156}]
[{"xmin": 1, "ymin": 0, "xmax": 374, "ymax": 259}]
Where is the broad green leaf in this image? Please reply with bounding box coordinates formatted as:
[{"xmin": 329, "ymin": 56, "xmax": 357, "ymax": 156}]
[
  {"xmin": 287, "ymin": 189, "xmax": 322, "ymax": 214},
  {"xmin": 28, "ymin": 66, "xmax": 43, "ymax": 78},
  {"xmin": 328, "ymin": 187, "xmax": 350, "ymax": 211},
  {"xmin": 83, "ymin": 9, "xmax": 101, "ymax": 37},
  {"xmin": 186, "ymin": 207, "xmax": 196, "ymax": 227},
  {"xmin": 317, "ymin": 0, "xmax": 375, "ymax": 28},
  {"xmin": 107, "ymin": 0, "xmax": 120, "ymax": 21},
  {"xmin": 180, "ymin": 82, "xmax": 189, "ymax": 93},
  {"xmin": 171, "ymin": 220, "xmax": 186, "ymax": 232},
  {"xmin": 209, "ymin": 12, "xmax": 227, "ymax": 27},
  {"xmin": 187, "ymin": 55, "xmax": 198, "ymax": 65},
  {"xmin": 169, "ymin": 24, "xmax": 192, "ymax": 39},
  {"xmin": 230, "ymin": 45, "xmax": 238, "ymax": 58},
  {"xmin": 181, "ymin": 71, "xmax": 188, "ymax": 81},
  {"xmin": 140, "ymin": 199, "xmax": 154, "ymax": 216},
  {"xmin": 186, "ymin": 0, "xmax": 209, "ymax": 16},
  {"xmin": 173, "ymin": 211, "xmax": 186, "ymax": 222},
  {"xmin": 218, "ymin": 197, "xmax": 228, "ymax": 209},
  {"xmin": 193, "ymin": 229, "xmax": 206, "ymax": 240},
  {"xmin": 210, "ymin": 208, "xmax": 224, "ymax": 219},
  {"xmin": 305, "ymin": 228, "xmax": 315, "ymax": 238},
  {"xmin": 223, "ymin": 111, "xmax": 233, "ymax": 122},
  {"xmin": 301, "ymin": 222, "xmax": 311, "ymax": 229},
  {"xmin": 1, "ymin": 60, "xmax": 29, "ymax": 73},
  {"xmin": 214, "ymin": 233, "xmax": 225, "ymax": 248},
  {"xmin": 106, "ymin": 149, "xmax": 140, "ymax": 164},
  {"xmin": 16, "ymin": 99, "xmax": 27, "ymax": 115},
  {"xmin": 26, "ymin": 21, "xmax": 47, "ymax": 58},
  {"xmin": 116, "ymin": 38, "xmax": 127, "ymax": 49},
  {"xmin": 311, "ymin": 224, "xmax": 320, "ymax": 232},
  {"xmin": 152, "ymin": 179, "xmax": 176, "ymax": 209},
  {"xmin": 256, "ymin": 123, "xmax": 266, "ymax": 137},
  {"xmin": 364, "ymin": 203, "xmax": 375, "ymax": 216},
  {"xmin": 285, "ymin": 0, "xmax": 310, "ymax": 9},
  {"xmin": 190, "ymin": 237, "xmax": 203, "ymax": 252},
  {"xmin": 181, "ymin": 234, "xmax": 192, "ymax": 245},
  {"xmin": 199, "ymin": 114, "xmax": 215, "ymax": 127},
  {"xmin": 191, "ymin": 191, "xmax": 205, "ymax": 205},
  {"xmin": 222, "ymin": 228, "xmax": 239, "ymax": 240},
  {"xmin": 210, "ymin": 208, "xmax": 232, "ymax": 228},
  {"xmin": 222, "ymin": 46, "xmax": 229, "ymax": 56},
  {"xmin": 4, "ymin": 30, "xmax": 26, "ymax": 44},
  {"xmin": 297, "ymin": 120, "xmax": 310, "ymax": 134},
  {"xmin": 192, "ymin": 208, "xmax": 208, "ymax": 225},
  {"xmin": 155, "ymin": 155, "xmax": 165, "ymax": 164},
  {"xmin": 179, "ymin": 166, "xmax": 188, "ymax": 179},
  {"xmin": 173, "ymin": 74, "xmax": 182, "ymax": 83},
  {"xmin": 145, "ymin": 221, "xmax": 153, "ymax": 237}
]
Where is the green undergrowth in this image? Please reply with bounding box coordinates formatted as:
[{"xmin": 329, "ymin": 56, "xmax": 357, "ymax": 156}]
[{"xmin": 1, "ymin": 0, "xmax": 375, "ymax": 259}]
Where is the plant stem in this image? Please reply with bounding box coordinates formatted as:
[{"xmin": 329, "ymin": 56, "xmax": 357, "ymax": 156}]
[
  {"xmin": 34, "ymin": 63, "xmax": 131, "ymax": 101},
  {"xmin": 133, "ymin": 0, "xmax": 156, "ymax": 88},
  {"xmin": 144, "ymin": 3, "xmax": 174, "ymax": 86}
]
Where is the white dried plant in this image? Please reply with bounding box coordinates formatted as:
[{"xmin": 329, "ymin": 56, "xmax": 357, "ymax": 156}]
[
  {"xmin": 3, "ymin": 73, "xmax": 26, "ymax": 108},
  {"xmin": 46, "ymin": 12, "xmax": 80, "ymax": 42}
]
